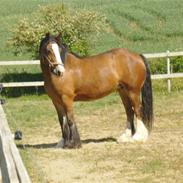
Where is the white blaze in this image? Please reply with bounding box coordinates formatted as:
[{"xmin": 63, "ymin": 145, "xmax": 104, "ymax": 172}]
[
  {"xmin": 51, "ymin": 43, "xmax": 65, "ymax": 74},
  {"xmin": 51, "ymin": 43, "xmax": 63, "ymax": 65}
]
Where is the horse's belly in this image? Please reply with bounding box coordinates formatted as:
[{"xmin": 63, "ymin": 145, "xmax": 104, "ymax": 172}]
[
  {"xmin": 74, "ymin": 83, "xmax": 117, "ymax": 101},
  {"xmin": 74, "ymin": 65, "xmax": 119, "ymax": 101},
  {"xmin": 74, "ymin": 92, "xmax": 113, "ymax": 101}
]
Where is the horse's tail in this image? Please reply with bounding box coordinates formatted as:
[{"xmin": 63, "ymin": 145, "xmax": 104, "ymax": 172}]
[{"xmin": 140, "ymin": 54, "xmax": 153, "ymax": 131}]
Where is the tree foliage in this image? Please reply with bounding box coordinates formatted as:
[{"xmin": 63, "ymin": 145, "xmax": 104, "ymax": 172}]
[{"xmin": 9, "ymin": 4, "xmax": 109, "ymax": 58}]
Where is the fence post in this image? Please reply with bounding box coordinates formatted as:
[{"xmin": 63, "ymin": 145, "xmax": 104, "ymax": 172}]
[{"xmin": 166, "ymin": 50, "xmax": 171, "ymax": 92}]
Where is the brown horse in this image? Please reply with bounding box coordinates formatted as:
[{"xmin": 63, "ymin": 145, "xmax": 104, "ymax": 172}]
[{"xmin": 39, "ymin": 33, "xmax": 153, "ymax": 148}]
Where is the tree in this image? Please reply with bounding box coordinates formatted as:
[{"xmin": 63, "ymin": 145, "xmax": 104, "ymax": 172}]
[{"xmin": 9, "ymin": 4, "xmax": 109, "ymax": 58}]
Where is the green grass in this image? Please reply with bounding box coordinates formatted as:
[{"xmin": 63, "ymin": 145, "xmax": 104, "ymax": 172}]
[
  {"xmin": 64, "ymin": 0, "xmax": 183, "ymax": 54},
  {"xmin": 0, "ymin": 0, "xmax": 183, "ymax": 60}
]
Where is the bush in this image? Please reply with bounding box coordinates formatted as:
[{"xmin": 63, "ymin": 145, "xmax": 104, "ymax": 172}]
[
  {"xmin": 8, "ymin": 4, "xmax": 109, "ymax": 58},
  {"xmin": 171, "ymin": 56, "xmax": 183, "ymax": 73},
  {"xmin": 149, "ymin": 56, "xmax": 183, "ymax": 75},
  {"xmin": 149, "ymin": 59, "xmax": 167, "ymax": 74}
]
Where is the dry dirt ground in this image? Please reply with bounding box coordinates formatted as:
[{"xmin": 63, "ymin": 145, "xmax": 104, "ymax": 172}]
[{"xmin": 5, "ymin": 92, "xmax": 183, "ymax": 183}]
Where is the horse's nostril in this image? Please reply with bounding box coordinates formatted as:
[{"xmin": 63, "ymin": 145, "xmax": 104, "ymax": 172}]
[
  {"xmin": 58, "ymin": 70, "xmax": 62, "ymax": 76},
  {"xmin": 52, "ymin": 67, "xmax": 64, "ymax": 76},
  {"xmin": 53, "ymin": 68, "xmax": 59, "ymax": 76}
]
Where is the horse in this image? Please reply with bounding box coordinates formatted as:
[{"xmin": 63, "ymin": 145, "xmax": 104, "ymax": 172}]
[{"xmin": 39, "ymin": 33, "xmax": 153, "ymax": 148}]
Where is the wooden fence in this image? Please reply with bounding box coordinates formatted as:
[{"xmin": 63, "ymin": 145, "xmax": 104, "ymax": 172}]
[
  {"xmin": 1, "ymin": 50, "xmax": 183, "ymax": 92},
  {"xmin": 0, "ymin": 104, "xmax": 31, "ymax": 183}
]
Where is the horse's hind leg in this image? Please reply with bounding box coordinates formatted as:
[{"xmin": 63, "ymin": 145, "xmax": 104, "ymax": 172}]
[
  {"xmin": 117, "ymin": 88, "xmax": 135, "ymax": 143},
  {"xmin": 128, "ymin": 90, "xmax": 148, "ymax": 142}
]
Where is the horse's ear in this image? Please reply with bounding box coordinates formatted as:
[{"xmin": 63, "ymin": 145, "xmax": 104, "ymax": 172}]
[
  {"xmin": 45, "ymin": 32, "xmax": 50, "ymax": 38},
  {"xmin": 55, "ymin": 33, "xmax": 62, "ymax": 44}
]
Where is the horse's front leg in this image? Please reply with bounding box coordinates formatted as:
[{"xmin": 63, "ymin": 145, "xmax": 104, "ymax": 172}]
[
  {"xmin": 52, "ymin": 101, "xmax": 70, "ymax": 148},
  {"xmin": 62, "ymin": 95, "xmax": 81, "ymax": 148}
]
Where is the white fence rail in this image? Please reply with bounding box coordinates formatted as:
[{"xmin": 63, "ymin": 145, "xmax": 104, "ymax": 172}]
[
  {"xmin": 1, "ymin": 51, "xmax": 183, "ymax": 92},
  {"xmin": 144, "ymin": 51, "xmax": 183, "ymax": 92},
  {"xmin": 143, "ymin": 51, "xmax": 183, "ymax": 58},
  {"xmin": 2, "ymin": 81, "xmax": 44, "ymax": 88}
]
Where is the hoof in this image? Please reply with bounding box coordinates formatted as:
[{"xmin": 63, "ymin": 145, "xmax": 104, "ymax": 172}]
[
  {"xmin": 64, "ymin": 141, "xmax": 81, "ymax": 149},
  {"xmin": 117, "ymin": 135, "xmax": 134, "ymax": 143},
  {"xmin": 117, "ymin": 129, "xmax": 133, "ymax": 143},
  {"xmin": 132, "ymin": 131, "xmax": 148, "ymax": 143},
  {"xmin": 56, "ymin": 139, "xmax": 82, "ymax": 149},
  {"xmin": 56, "ymin": 139, "xmax": 65, "ymax": 148}
]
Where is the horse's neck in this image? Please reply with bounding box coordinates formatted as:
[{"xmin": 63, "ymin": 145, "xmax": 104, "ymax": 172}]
[{"xmin": 66, "ymin": 53, "xmax": 81, "ymax": 64}]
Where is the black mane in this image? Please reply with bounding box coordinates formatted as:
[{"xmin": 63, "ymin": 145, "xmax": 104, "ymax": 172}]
[
  {"xmin": 61, "ymin": 43, "xmax": 84, "ymax": 59},
  {"xmin": 70, "ymin": 51, "xmax": 84, "ymax": 58}
]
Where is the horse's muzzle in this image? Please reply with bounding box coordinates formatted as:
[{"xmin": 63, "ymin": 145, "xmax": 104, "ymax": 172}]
[{"xmin": 53, "ymin": 65, "xmax": 65, "ymax": 76}]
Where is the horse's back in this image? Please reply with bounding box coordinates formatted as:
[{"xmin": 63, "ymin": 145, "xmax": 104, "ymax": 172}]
[{"xmin": 69, "ymin": 48, "xmax": 146, "ymax": 101}]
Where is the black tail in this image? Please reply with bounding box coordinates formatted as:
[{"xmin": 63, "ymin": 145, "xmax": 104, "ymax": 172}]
[{"xmin": 140, "ymin": 54, "xmax": 153, "ymax": 131}]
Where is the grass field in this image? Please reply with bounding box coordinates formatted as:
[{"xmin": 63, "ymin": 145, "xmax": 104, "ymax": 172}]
[
  {"xmin": 3, "ymin": 91, "xmax": 183, "ymax": 183},
  {"xmin": 0, "ymin": 0, "xmax": 183, "ymax": 60}
]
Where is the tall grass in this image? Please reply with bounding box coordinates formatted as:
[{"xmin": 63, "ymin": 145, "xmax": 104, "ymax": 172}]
[
  {"xmin": 0, "ymin": 0, "xmax": 183, "ymax": 60},
  {"xmin": 63, "ymin": 0, "xmax": 183, "ymax": 54}
]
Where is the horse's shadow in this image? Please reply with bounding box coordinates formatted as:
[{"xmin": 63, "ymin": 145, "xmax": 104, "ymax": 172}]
[{"xmin": 17, "ymin": 137, "xmax": 116, "ymax": 149}]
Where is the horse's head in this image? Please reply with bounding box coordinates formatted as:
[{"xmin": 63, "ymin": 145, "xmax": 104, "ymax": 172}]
[{"xmin": 39, "ymin": 33, "xmax": 65, "ymax": 76}]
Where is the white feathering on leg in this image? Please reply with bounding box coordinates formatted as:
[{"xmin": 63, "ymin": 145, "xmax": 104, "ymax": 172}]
[
  {"xmin": 132, "ymin": 119, "xmax": 148, "ymax": 142},
  {"xmin": 117, "ymin": 121, "xmax": 133, "ymax": 143}
]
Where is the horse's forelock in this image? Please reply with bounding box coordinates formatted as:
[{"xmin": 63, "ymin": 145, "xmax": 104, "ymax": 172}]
[
  {"xmin": 40, "ymin": 34, "xmax": 68, "ymax": 64},
  {"xmin": 40, "ymin": 35, "xmax": 55, "ymax": 53}
]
